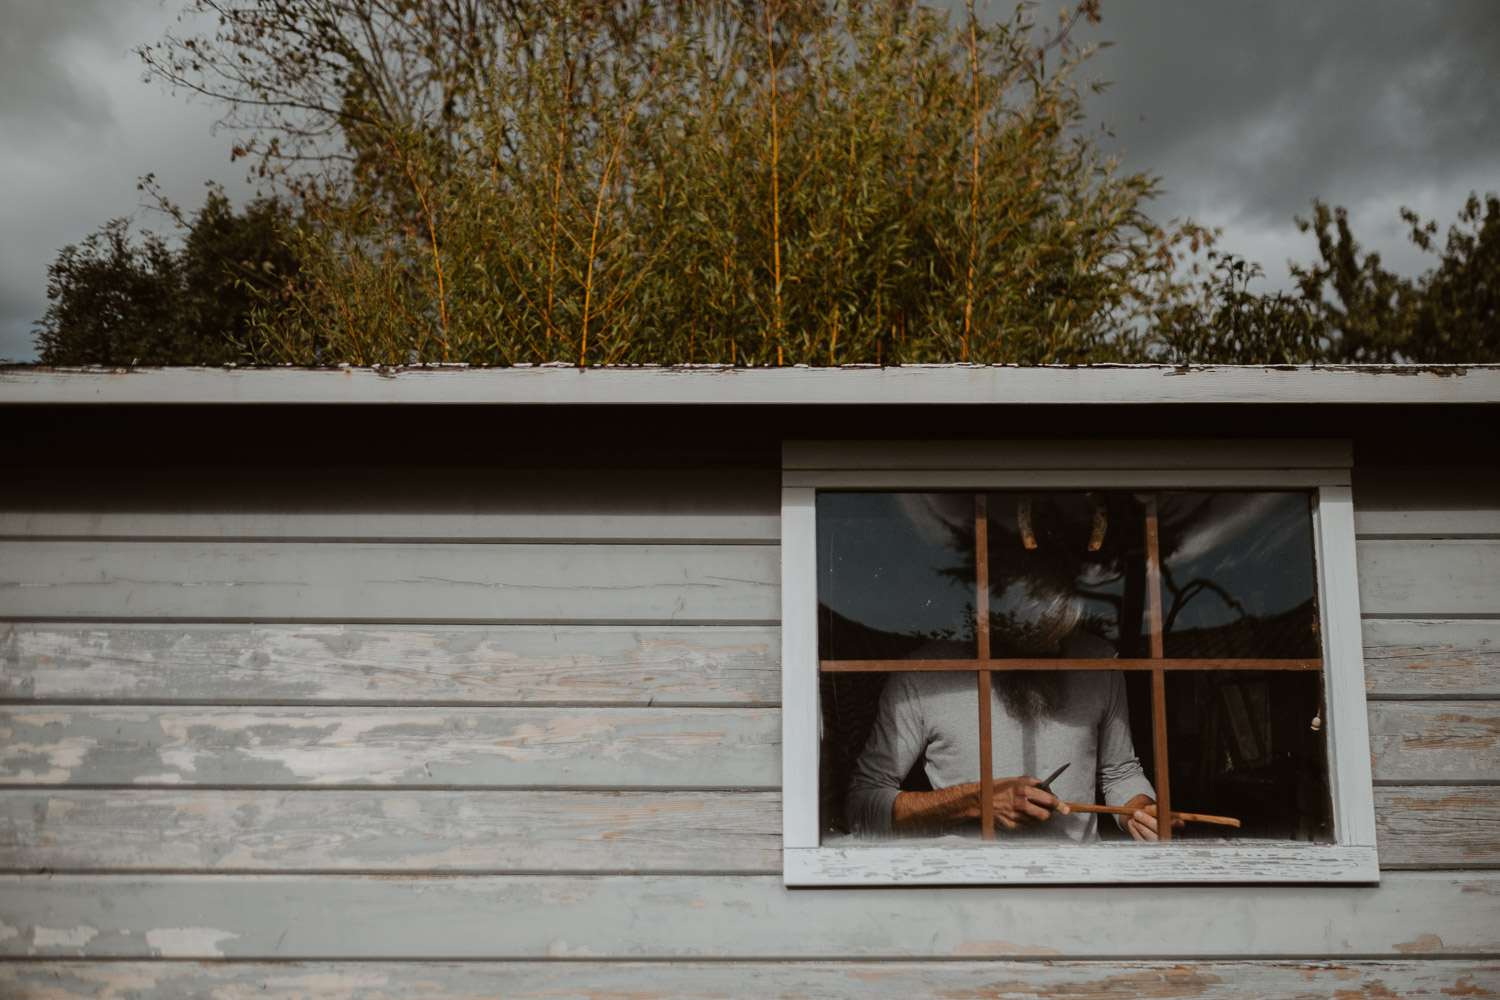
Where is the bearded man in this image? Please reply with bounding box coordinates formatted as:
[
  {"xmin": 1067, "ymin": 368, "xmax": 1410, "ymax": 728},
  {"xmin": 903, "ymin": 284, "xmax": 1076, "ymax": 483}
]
[{"xmin": 844, "ymin": 580, "xmax": 1171, "ymax": 842}]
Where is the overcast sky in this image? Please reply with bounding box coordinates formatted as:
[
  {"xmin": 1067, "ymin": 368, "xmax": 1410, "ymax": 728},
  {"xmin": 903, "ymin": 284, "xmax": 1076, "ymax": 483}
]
[{"xmin": 2, "ymin": 0, "xmax": 1497, "ymax": 362}]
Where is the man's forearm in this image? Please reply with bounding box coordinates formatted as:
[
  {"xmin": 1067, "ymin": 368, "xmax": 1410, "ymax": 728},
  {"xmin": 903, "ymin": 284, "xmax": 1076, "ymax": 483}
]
[
  {"xmin": 893, "ymin": 777, "xmax": 1066, "ymax": 833},
  {"xmin": 890, "ymin": 783, "xmax": 980, "ymax": 832}
]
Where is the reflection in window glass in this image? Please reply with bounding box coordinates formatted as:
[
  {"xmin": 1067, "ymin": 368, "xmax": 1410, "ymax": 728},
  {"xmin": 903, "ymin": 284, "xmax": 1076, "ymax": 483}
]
[
  {"xmin": 985, "ymin": 492, "xmax": 1147, "ymax": 657},
  {"xmin": 818, "ymin": 493, "xmax": 976, "ymax": 661},
  {"xmin": 1163, "ymin": 670, "xmax": 1332, "ymax": 841},
  {"xmin": 815, "ymin": 490, "xmax": 1332, "ymax": 844},
  {"xmin": 1157, "ymin": 492, "xmax": 1320, "ymax": 659}
]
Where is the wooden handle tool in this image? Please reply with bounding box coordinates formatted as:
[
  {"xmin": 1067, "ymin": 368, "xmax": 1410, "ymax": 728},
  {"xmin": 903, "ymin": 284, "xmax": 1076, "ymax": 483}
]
[{"xmin": 1059, "ymin": 801, "xmax": 1241, "ymax": 829}]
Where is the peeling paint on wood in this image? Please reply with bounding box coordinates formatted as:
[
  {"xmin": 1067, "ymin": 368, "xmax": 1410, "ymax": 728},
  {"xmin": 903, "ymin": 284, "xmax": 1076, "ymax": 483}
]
[
  {"xmin": 0, "ymin": 624, "xmax": 780, "ymax": 705},
  {"xmin": 1375, "ymin": 787, "xmax": 1500, "ymax": 868},
  {"xmin": 141, "ymin": 927, "xmax": 240, "ymax": 958},
  {"xmin": 0, "ymin": 541, "xmax": 780, "ymax": 622},
  {"xmin": 0, "ymin": 790, "xmax": 782, "ymax": 872},
  {"xmin": 0, "ymin": 707, "xmax": 780, "ymax": 787},
  {"xmin": 1, "ymin": 872, "xmax": 1496, "ymax": 959},
  {"xmin": 6, "ymin": 363, "xmax": 1498, "ymax": 406},
  {"xmin": 1364, "ymin": 620, "xmax": 1500, "ymax": 697},
  {"xmin": 1369, "ymin": 702, "xmax": 1500, "ymax": 782},
  {"xmin": 5, "ymin": 960, "xmax": 1494, "ymax": 1000}
]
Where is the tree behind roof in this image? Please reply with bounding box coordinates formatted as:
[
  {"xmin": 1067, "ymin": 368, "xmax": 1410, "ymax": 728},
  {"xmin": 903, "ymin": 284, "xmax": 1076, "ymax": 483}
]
[{"xmin": 141, "ymin": 0, "xmax": 1196, "ymax": 366}]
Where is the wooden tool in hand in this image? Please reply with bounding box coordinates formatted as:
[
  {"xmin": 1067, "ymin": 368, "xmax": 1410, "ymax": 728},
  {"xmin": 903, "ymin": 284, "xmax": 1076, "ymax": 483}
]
[{"xmin": 1059, "ymin": 801, "xmax": 1241, "ymax": 828}]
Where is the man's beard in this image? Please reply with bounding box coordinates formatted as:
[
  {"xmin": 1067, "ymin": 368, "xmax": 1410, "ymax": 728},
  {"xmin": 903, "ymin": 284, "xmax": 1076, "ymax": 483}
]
[{"xmin": 994, "ymin": 670, "xmax": 1066, "ymax": 723}]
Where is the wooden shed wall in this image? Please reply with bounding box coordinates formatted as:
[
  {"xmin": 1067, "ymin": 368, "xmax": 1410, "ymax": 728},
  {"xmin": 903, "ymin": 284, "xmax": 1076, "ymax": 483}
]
[{"xmin": 2, "ymin": 447, "xmax": 1498, "ymax": 998}]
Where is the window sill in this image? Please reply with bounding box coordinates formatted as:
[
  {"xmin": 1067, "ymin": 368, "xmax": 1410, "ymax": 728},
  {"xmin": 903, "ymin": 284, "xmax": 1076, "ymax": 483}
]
[{"xmin": 784, "ymin": 842, "xmax": 1380, "ymax": 886}]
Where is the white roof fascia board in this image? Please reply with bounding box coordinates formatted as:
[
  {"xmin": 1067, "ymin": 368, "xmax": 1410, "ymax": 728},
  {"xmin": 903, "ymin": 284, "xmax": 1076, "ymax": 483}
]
[{"xmin": 2, "ymin": 364, "xmax": 1498, "ymax": 407}]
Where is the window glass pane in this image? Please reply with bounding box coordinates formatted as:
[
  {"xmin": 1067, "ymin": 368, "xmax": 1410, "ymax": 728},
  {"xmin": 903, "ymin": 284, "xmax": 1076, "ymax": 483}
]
[
  {"xmin": 984, "ymin": 491, "xmax": 1147, "ymax": 658},
  {"xmin": 817, "ymin": 493, "xmax": 977, "ymax": 661},
  {"xmin": 1162, "ymin": 670, "xmax": 1333, "ymax": 841},
  {"xmin": 1156, "ymin": 492, "xmax": 1320, "ymax": 658},
  {"xmin": 815, "ymin": 488, "xmax": 1332, "ymax": 846}
]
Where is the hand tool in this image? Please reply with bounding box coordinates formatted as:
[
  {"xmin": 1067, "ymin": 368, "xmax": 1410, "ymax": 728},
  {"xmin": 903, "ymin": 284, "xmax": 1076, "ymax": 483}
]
[
  {"xmin": 1059, "ymin": 801, "xmax": 1240, "ymax": 828},
  {"xmin": 1037, "ymin": 762, "xmax": 1070, "ymax": 791}
]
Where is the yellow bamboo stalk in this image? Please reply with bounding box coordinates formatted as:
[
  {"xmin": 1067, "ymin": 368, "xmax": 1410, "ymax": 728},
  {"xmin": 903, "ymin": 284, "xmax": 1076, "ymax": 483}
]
[
  {"xmin": 546, "ymin": 63, "xmax": 573, "ymax": 343},
  {"xmin": 581, "ymin": 60, "xmax": 661, "ymax": 366},
  {"xmin": 397, "ymin": 142, "xmax": 449, "ymax": 362},
  {"xmin": 767, "ymin": 2, "xmax": 783, "ymax": 358},
  {"xmin": 963, "ymin": 0, "xmax": 980, "ymax": 362}
]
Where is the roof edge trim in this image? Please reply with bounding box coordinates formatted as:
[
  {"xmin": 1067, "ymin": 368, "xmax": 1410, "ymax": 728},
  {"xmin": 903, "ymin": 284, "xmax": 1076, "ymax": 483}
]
[{"xmin": 2, "ymin": 364, "xmax": 1496, "ymax": 406}]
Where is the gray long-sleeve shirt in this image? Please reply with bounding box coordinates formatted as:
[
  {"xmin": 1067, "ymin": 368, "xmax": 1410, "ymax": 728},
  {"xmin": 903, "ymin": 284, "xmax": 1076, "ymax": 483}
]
[{"xmin": 845, "ymin": 664, "xmax": 1154, "ymax": 841}]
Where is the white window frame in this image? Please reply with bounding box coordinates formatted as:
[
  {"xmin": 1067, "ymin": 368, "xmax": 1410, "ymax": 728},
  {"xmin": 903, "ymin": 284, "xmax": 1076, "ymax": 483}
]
[{"xmin": 780, "ymin": 440, "xmax": 1378, "ymax": 886}]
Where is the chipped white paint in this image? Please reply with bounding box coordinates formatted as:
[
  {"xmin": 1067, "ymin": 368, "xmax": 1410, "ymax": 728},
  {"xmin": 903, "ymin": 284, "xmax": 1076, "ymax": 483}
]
[
  {"xmin": 1, "ymin": 706, "xmax": 780, "ymax": 787},
  {"xmin": 2, "ymin": 872, "xmax": 1496, "ymax": 959},
  {"xmin": 3, "ymin": 960, "xmax": 1500, "ymax": 1000},
  {"xmin": 32, "ymin": 926, "xmax": 98, "ymax": 950},
  {"xmin": 99, "ymin": 622, "xmax": 760, "ymax": 705},
  {"xmin": 144, "ymin": 928, "xmax": 240, "ymax": 958},
  {"xmin": 5, "ymin": 364, "xmax": 1497, "ymax": 406}
]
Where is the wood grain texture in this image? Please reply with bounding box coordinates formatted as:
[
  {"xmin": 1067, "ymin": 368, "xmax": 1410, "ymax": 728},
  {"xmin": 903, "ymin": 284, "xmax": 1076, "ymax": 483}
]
[
  {"xmin": 1363, "ymin": 620, "xmax": 1500, "ymax": 697},
  {"xmin": 1, "ymin": 872, "xmax": 1496, "ymax": 959},
  {"xmin": 1369, "ymin": 701, "xmax": 1500, "ymax": 783},
  {"xmin": 1375, "ymin": 786, "xmax": 1500, "ymax": 868},
  {"xmin": 1356, "ymin": 539, "xmax": 1500, "ymax": 616},
  {"xmin": 2, "ymin": 960, "xmax": 1496, "ymax": 1000},
  {"xmin": 0, "ymin": 706, "xmax": 779, "ymax": 788},
  {"xmin": 0, "ymin": 624, "xmax": 780, "ymax": 705},
  {"xmin": 0, "ymin": 790, "xmax": 781, "ymax": 872},
  {"xmin": 0, "ymin": 541, "xmax": 779, "ymax": 623},
  {"xmin": 0, "ymin": 466, "xmax": 779, "ymax": 542}
]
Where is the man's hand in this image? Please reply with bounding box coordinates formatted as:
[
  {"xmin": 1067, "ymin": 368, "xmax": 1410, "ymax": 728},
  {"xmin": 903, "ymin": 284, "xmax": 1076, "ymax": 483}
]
[
  {"xmin": 990, "ymin": 776, "xmax": 1070, "ymax": 830},
  {"xmin": 1119, "ymin": 793, "xmax": 1186, "ymax": 841},
  {"xmin": 891, "ymin": 776, "xmax": 1068, "ymax": 833}
]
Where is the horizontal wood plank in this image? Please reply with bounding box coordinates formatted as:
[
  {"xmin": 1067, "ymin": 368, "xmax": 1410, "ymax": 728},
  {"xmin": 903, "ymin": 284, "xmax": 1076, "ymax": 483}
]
[
  {"xmin": 0, "ymin": 467, "xmax": 779, "ymax": 542},
  {"xmin": 0, "ymin": 624, "xmax": 780, "ymax": 705},
  {"xmin": 1353, "ymin": 464, "xmax": 1500, "ymax": 537},
  {"xmin": 0, "ymin": 706, "xmax": 779, "ymax": 788},
  {"xmin": 1369, "ymin": 701, "xmax": 1500, "ymax": 783},
  {"xmin": 1, "ymin": 872, "xmax": 1496, "ymax": 959},
  {"xmin": 3, "ymin": 960, "xmax": 1496, "ymax": 1000},
  {"xmin": 1357, "ymin": 539, "xmax": 1500, "ymax": 617},
  {"xmin": 1364, "ymin": 619, "xmax": 1500, "ymax": 697},
  {"xmin": 0, "ymin": 541, "xmax": 779, "ymax": 623},
  {"xmin": 13, "ymin": 787, "xmax": 1490, "ymax": 876},
  {"xmin": 0, "ymin": 790, "xmax": 781, "ymax": 872},
  {"xmin": 1375, "ymin": 786, "xmax": 1500, "ymax": 868}
]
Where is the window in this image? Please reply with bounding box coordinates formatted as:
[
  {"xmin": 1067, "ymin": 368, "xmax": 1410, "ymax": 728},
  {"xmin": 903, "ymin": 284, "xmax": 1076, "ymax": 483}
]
[{"xmin": 781, "ymin": 441, "xmax": 1378, "ymax": 885}]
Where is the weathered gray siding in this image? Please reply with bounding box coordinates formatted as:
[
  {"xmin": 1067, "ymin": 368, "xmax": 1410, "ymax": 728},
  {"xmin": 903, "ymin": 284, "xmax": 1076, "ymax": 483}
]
[{"xmin": 2, "ymin": 453, "xmax": 1497, "ymax": 997}]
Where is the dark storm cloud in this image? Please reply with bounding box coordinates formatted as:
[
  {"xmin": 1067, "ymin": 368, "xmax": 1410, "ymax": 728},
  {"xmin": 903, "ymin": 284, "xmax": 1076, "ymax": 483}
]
[
  {"xmin": 0, "ymin": 0, "xmax": 127, "ymax": 138},
  {"xmin": 0, "ymin": 0, "xmax": 234, "ymax": 363},
  {"xmin": 1073, "ymin": 0, "xmax": 1500, "ymax": 228}
]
